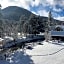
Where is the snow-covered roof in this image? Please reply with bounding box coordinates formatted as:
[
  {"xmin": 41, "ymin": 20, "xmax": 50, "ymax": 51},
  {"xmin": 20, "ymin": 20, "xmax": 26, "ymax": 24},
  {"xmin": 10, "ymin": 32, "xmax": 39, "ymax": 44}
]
[
  {"xmin": 50, "ymin": 31, "xmax": 64, "ymax": 36},
  {"xmin": 55, "ymin": 25, "xmax": 64, "ymax": 30}
]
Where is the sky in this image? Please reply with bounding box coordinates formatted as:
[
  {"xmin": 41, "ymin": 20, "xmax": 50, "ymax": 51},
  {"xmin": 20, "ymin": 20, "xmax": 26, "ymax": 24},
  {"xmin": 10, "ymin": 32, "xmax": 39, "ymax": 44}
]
[{"xmin": 0, "ymin": 0, "xmax": 64, "ymax": 21}]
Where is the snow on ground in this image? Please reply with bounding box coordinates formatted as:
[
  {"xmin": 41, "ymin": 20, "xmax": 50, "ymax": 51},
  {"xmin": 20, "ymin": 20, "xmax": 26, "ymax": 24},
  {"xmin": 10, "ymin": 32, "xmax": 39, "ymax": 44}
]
[
  {"xmin": 26, "ymin": 41, "xmax": 64, "ymax": 64},
  {"xmin": 0, "ymin": 38, "xmax": 4, "ymax": 41},
  {"xmin": 4, "ymin": 36, "xmax": 14, "ymax": 40},
  {"xmin": 0, "ymin": 60, "xmax": 10, "ymax": 64},
  {"xmin": 0, "ymin": 49, "xmax": 34, "ymax": 64},
  {"xmin": 0, "ymin": 41, "xmax": 64, "ymax": 64},
  {"xmin": 6, "ymin": 49, "xmax": 34, "ymax": 64}
]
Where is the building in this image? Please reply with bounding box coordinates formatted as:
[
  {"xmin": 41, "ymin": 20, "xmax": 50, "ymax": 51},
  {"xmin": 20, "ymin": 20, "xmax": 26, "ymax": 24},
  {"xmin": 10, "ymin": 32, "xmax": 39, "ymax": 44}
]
[
  {"xmin": 45, "ymin": 11, "xmax": 64, "ymax": 41},
  {"xmin": 50, "ymin": 25, "xmax": 64, "ymax": 41}
]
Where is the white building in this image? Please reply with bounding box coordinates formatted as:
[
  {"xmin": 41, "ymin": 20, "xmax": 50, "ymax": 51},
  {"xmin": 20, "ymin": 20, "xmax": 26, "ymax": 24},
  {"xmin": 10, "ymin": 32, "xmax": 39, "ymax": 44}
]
[{"xmin": 50, "ymin": 25, "xmax": 64, "ymax": 41}]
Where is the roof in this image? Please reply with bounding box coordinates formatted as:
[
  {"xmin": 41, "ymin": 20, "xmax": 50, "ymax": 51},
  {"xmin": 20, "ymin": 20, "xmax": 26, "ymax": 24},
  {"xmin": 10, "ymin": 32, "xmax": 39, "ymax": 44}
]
[
  {"xmin": 50, "ymin": 31, "xmax": 64, "ymax": 36},
  {"xmin": 55, "ymin": 25, "xmax": 64, "ymax": 30}
]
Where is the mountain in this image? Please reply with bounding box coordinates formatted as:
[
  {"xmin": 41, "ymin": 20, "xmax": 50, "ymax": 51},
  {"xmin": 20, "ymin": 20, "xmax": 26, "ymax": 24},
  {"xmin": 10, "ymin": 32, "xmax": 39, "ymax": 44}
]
[
  {"xmin": 2, "ymin": 6, "xmax": 32, "ymax": 21},
  {"xmin": 2, "ymin": 6, "xmax": 62, "ymax": 23},
  {"xmin": 0, "ymin": 6, "xmax": 63, "ymax": 34}
]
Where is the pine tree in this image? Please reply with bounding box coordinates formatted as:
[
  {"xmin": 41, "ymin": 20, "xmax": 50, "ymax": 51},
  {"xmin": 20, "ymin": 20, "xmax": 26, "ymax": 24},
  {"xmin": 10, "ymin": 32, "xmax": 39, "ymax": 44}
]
[{"xmin": 0, "ymin": 4, "xmax": 4, "ymax": 37}]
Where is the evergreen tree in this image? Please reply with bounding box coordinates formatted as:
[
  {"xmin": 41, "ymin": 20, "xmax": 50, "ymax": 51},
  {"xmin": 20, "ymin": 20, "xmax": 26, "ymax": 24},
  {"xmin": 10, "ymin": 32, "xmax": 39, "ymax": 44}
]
[
  {"xmin": 28, "ymin": 14, "xmax": 40, "ymax": 35},
  {"xmin": 19, "ymin": 15, "xmax": 27, "ymax": 33}
]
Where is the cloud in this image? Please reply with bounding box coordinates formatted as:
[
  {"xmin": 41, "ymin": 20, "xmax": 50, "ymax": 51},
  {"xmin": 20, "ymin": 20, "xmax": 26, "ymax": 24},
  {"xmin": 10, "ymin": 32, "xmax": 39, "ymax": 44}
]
[
  {"xmin": 0, "ymin": 0, "xmax": 63, "ymax": 21},
  {"xmin": 37, "ymin": 9, "xmax": 64, "ymax": 21},
  {"xmin": 46, "ymin": 0, "xmax": 55, "ymax": 6},
  {"xmin": 37, "ymin": 10, "xmax": 48, "ymax": 17},
  {"xmin": 0, "ymin": 0, "xmax": 33, "ymax": 10},
  {"xmin": 0, "ymin": 0, "xmax": 64, "ymax": 10},
  {"xmin": 55, "ymin": 16, "xmax": 64, "ymax": 21},
  {"xmin": 45, "ymin": 0, "xmax": 64, "ymax": 8},
  {"xmin": 53, "ymin": 7, "xmax": 62, "ymax": 12},
  {"xmin": 55, "ymin": 0, "xmax": 64, "ymax": 8},
  {"xmin": 0, "ymin": 0, "xmax": 42, "ymax": 9},
  {"xmin": 31, "ymin": 0, "xmax": 42, "ymax": 7},
  {"xmin": 9, "ymin": 0, "xmax": 17, "ymax": 2}
]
